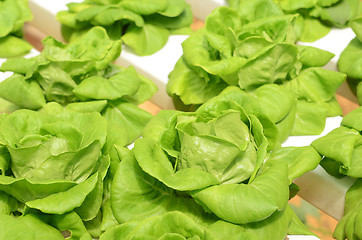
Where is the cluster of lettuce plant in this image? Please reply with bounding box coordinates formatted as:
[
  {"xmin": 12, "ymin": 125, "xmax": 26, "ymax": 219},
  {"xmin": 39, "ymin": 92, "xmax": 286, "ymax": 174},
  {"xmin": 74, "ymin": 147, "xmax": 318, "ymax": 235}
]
[
  {"xmin": 338, "ymin": 17, "xmax": 362, "ymax": 105},
  {"xmin": 270, "ymin": 0, "xmax": 361, "ymax": 42},
  {"xmin": 167, "ymin": 1, "xmax": 346, "ymax": 137},
  {"xmin": 312, "ymin": 107, "xmax": 362, "ymax": 239},
  {"xmin": 0, "ymin": 0, "xmax": 33, "ymax": 58},
  {"xmin": 0, "ymin": 26, "xmax": 157, "ymax": 238},
  {"xmin": 0, "ymin": 105, "xmax": 108, "ymax": 239},
  {"xmin": 57, "ymin": 0, "xmax": 193, "ymax": 56},
  {"xmin": 0, "ymin": 26, "xmax": 157, "ymax": 148},
  {"xmin": 104, "ymin": 95, "xmax": 322, "ymax": 239}
]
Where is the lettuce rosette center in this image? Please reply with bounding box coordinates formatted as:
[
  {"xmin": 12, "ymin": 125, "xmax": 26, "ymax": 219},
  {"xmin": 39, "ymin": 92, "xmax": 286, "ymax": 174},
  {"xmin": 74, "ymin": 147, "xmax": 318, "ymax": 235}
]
[
  {"xmin": 0, "ymin": 108, "xmax": 107, "ymax": 182},
  {"xmin": 174, "ymin": 111, "xmax": 257, "ymax": 184}
]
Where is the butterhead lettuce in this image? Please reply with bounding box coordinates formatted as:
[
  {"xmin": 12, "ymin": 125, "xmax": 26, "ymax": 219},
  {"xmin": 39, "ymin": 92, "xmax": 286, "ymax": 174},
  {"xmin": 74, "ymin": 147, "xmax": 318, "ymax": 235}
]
[
  {"xmin": 0, "ymin": 106, "xmax": 110, "ymax": 238},
  {"xmin": 110, "ymin": 97, "xmax": 318, "ymax": 239},
  {"xmin": 0, "ymin": 26, "xmax": 157, "ymax": 238},
  {"xmin": 0, "ymin": 0, "xmax": 33, "ymax": 58},
  {"xmin": 57, "ymin": 0, "xmax": 193, "ymax": 56},
  {"xmin": 0, "ymin": 26, "xmax": 157, "ymax": 147},
  {"xmin": 167, "ymin": 2, "xmax": 345, "ymax": 137}
]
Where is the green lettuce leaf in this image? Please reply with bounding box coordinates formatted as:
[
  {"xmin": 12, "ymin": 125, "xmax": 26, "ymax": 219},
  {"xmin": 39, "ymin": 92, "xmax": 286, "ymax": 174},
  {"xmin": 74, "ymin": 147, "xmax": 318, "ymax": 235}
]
[
  {"xmin": 0, "ymin": 191, "xmax": 19, "ymax": 215},
  {"xmin": 48, "ymin": 211, "xmax": 93, "ymax": 240},
  {"xmin": 144, "ymin": 4, "xmax": 193, "ymax": 30},
  {"xmin": 73, "ymin": 66, "xmax": 141, "ymax": 100},
  {"xmin": 0, "ymin": 74, "xmax": 46, "ymax": 110},
  {"xmin": 229, "ymin": 0, "xmax": 284, "ymax": 23},
  {"xmin": 158, "ymin": 0, "xmax": 186, "ymax": 17},
  {"xmin": 25, "ymin": 173, "xmax": 99, "ymax": 215},
  {"xmin": 238, "ymin": 43, "xmax": 298, "ymax": 90},
  {"xmin": 333, "ymin": 179, "xmax": 362, "ymax": 240},
  {"xmin": 167, "ymin": 57, "xmax": 228, "ymax": 105},
  {"xmin": 297, "ymin": 45, "xmax": 335, "ymax": 67},
  {"xmin": 274, "ymin": 0, "xmax": 316, "ymax": 11},
  {"xmin": 266, "ymin": 146, "xmax": 321, "ymax": 184},
  {"xmin": 121, "ymin": 24, "xmax": 169, "ymax": 56},
  {"xmin": 338, "ymin": 37, "xmax": 362, "ymax": 81},
  {"xmin": 0, "ymin": 36, "xmax": 32, "ymax": 58},
  {"xmin": 290, "ymin": 101, "xmax": 328, "ymax": 135},
  {"xmin": 191, "ymin": 161, "xmax": 289, "ymax": 224},
  {"xmin": 298, "ymin": 16, "xmax": 331, "ymax": 43},
  {"xmin": 350, "ymin": 16, "xmax": 362, "ymax": 41},
  {"xmin": 103, "ymin": 100, "xmax": 153, "ymax": 146},
  {"xmin": 0, "ymin": 214, "xmax": 64, "ymax": 240},
  {"xmin": 312, "ymin": 122, "xmax": 362, "ymax": 178},
  {"xmin": 208, "ymin": 205, "xmax": 313, "ymax": 240},
  {"xmin": 342, "ymin": 106, "xmax": 362, "ymax": 131},
  {"xmin": 0, "ymin": 176, "xmax": 76, "ymax": 203},
  {"xmin": 100, "ymin": 211, "xmax": 217, "ymax": 240},
  {"xmin": 119, "ymin": 0, "xmax": 168, "ymax": 15}
]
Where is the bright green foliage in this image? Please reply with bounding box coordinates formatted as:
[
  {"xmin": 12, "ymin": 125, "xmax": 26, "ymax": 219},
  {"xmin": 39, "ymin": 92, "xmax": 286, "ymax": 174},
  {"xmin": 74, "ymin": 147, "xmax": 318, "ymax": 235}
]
[
  {"xmin": 57, "ymin": 0, "xmax": 193, "ymax": 56},
  {"xmin": 167, "ymin": 2, "xmax": 345, "ymax": 137},
  {"xmin": 0, "ymin": 212, "xmax": 93, "ymax": 240},
  {"xmin": 0, "ymin": 106, "xmax": 115, "ymax": 238},
  {"xmin": 0, "ymin": 0, "xmax": 32, "ymax": 58},
  {"xmin": 110, "ymin": 100, "xmax": 317, "ymax": 239},
  {"xmin": 0, "ymin": 27, "xmax": 157, "ymax": 146},
  {"xmin": 272, "ymin": 0, "xmax": 361, "ymax": 42},
  {"xmin": 338, "ymin": 17, "xmax": 362, "ymax": 104},
  {"xmin": 0, "ymin": 109, "xmax": 107, "ymax": 182},
  {"xmin": 0, "ymin": 108, "xmax": 109, "ymax": 224},
  {"xmin": 333, "ymin": 179, "xmax": 362, "ymax": 240}
]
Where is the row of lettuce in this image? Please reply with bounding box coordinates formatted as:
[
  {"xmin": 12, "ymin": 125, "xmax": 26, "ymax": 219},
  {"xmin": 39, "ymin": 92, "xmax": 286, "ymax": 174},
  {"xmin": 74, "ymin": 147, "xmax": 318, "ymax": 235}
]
[
  {"xmin": 2, "ymin": 0, "xmax": 361, "ymax": 57},
  {"xmin": 0, "ymin": 0, "xmax": 361, "ymax": 239},
  {"xmin": 0, "ymin": 0, "xmax": 194, "ymax": 57},
  {"xmin": 0, "ymin": 0, "xmax": 33, "ymax": 57}
]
